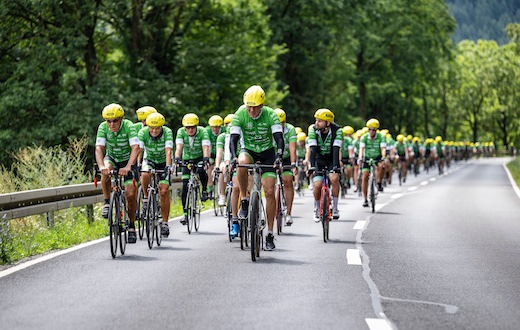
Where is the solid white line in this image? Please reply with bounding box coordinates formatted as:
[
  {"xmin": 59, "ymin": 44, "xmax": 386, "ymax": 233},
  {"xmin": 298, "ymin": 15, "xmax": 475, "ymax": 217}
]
[
  {"xmin": 353, "ymin": 220, "xmax": 366, "ymax": 230},
  {"xmin": 407, "ymin": 186, "xmax": 418, "ymax": 191},
  {"xmin": 503, "ymin": 162, "xmax": 520, "ymax": 200},
  {"xmin": 365, "ymin": 318, "xmax": 393, "ymax": 330},
  {"xmin": 346, "ymin": 249, "xmax": 362, "ymax": 265},
  {"xmin": 0, "ymin": 237, "xmax": 107, "ymax": 279}
]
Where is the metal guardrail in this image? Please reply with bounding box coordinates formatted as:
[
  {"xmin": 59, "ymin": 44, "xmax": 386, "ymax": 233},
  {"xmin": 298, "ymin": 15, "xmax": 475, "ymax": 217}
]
[{"xmin": 0, "ymin": 179, "xmax": 182, "ymax": 221}]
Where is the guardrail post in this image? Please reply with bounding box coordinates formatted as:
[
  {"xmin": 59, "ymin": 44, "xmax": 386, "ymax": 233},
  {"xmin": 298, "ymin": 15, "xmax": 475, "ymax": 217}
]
[
  {"xmin": 87, "ymin": 204, "xmax": 94, "ymax": 224},
  {"xmin": 46, "ymin": 211, "xmax": 54, "ymax": 227}
]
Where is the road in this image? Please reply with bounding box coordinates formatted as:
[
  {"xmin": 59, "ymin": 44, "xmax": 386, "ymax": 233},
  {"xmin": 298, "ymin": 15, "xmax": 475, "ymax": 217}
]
[{"xmin": 0, "ymin": 157, "xmax": 519, "ymax": 330}]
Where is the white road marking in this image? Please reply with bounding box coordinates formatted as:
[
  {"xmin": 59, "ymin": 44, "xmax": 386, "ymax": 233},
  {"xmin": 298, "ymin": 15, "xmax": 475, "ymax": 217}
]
[
  {"xmin": 346, "ymin": 249, "xmax": 362, "ymax": 265},
  {"xmin": 365, "ymin": 318, "xmax": 393, "ymax": 330},
  {"xmin": 420, "ymin": 181, "xmax": 429, "ymax": 186},
  {"xmin": 429, "ymin": 177, "xmax": 436, "ymax": 182},
  {"xmin": 391, "ymin": 193, "xmax": 403, "ymax": 199},
  {"xmin": 353, "ymin": 220, "xmax": 366, "ymax": 230},
  {"xmin": 407, "ymin": 186, "xmax": 418, "ymax": 191}
]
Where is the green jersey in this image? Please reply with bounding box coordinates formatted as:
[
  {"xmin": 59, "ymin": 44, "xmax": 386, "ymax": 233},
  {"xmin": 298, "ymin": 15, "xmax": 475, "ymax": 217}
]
[
  {"xmin": 395, "ymin": 141, "xmax": 407, "ymax": 156},
  {"xmin": 296, "ymin": 144, "xmax": 306, "ymax": 159},
  {"xmin": 281, "ymin": 123, "xmax": 297, "ymax": 159},
  {"xmin": 134, "ymin": 122, "xmax": 144, "ymax": 133},
  {"xmin": 204, "ymin": 125, "xmax": 224, "ymax": 156},
  {"xmin": 138, "ymin": 126, "xmax": 174, "ymax": 163},
  {"xmin": 307, "ymin": 124, "xmax": 343, "ymax": 157},
  {"xmin": 360, "ymin": 132, "xmax": 386, "ymax": 159},
  {"xmin": 216, "ymin": 132, "xmax": 226, "ymax": 152},
  {"xmin": 230, "ymin": 105, "xmax": 282, "ymax": 153},
  {"xmin": 175, "ymin": 126, "xmax": 210, "ymax": 160},
  {"xmin": 96, "ymin": 119, "xmax": 139, "ymax": 163},
  {"xmin": 342, "ymin": 136, "xmax": 353, "ymax": 159}
]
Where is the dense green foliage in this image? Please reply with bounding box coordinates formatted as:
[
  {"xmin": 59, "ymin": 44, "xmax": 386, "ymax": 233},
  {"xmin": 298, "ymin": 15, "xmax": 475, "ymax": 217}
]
[
  {"xmin": 0, "ymin": 0, "xmax": 519, "ymax": 169},
  {"xmin": 447, "ymin": 0, "xmax": 520, "ymax": 44},
  {"xmin": 507, "ymin": 156, "xmax": 520, "ymax": 189}
]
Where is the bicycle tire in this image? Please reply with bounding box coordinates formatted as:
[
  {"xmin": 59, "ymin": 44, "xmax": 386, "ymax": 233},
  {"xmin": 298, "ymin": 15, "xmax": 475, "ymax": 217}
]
[
  {"xmin": 275, "ymin": 185, "xmax": 282, "ymax": 235},
  {"xmin": 185, "ymin": 184, "xmax": 193, "ymax": 234},
  {"xmin": 398, "ymin": 164, "xmax": 402, "ymax": 186},
  {"xmin": 320, "ymin": 187, "xmax": 330, "ymax": 243},
  {"xmin": 119, "ymin": 193, "xmax": 128, "ymax": 255},
  {"xmin": 154, "ymin": 195, "xmax": 162, "ymax": 246},
  {"xmin": 145, "ymin": 191, "xmax": 154, "ymax": 249},
  {"xmin": 136, "ymin": 185, "xmax": 144, "ymax": 240},
  {"xmin": 250, "ymin": 193, "xmax": 260, "ymax": 261},
  {"xmin": 194, "ymin": 186, "xmax": 201, "ymax": 232},
  {"xmin": 108, "ymin": 193, "xmax": 119, "ymax": 258},
  {"xmin": 213, "ymin": 173, "xmax": 219, "ymax": 216},
  {"xmin": 369, "ymin": 170, "xmax": 376, "ymax": 213},
  {"xmin": 225, "ymin": 186, "xmax": 233, "ymax": 242}
]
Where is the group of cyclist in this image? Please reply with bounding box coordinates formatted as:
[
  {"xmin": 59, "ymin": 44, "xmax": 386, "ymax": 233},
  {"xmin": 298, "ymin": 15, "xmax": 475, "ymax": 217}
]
[{"xmin": 95, "ymin": 84, "xmax": 492, "ymax": 248}]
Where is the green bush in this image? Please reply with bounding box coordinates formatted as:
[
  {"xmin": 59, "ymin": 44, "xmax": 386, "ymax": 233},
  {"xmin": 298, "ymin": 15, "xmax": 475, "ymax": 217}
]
[{"xmin": 507, "ymin": 156, "xmax": 520, "ymax": 188}]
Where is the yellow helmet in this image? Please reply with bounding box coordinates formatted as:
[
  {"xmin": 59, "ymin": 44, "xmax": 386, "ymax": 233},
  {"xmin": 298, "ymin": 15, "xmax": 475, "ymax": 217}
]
[
  {"xmin": 136, "ymin": 106, "xmax": 157, "ymax": 121},
  {"xmin": 297, "ymin": 132, "xmax": 307, "ymax": 142},
  {"xmin": 146, "ymin": 112, "xmax": 166, "ymax": 127},
  {"xmin": 435, "ymin": 135, "xmax": 442, "ymax": 142},
  {"xmin": 396, "ymin": 134, "xmax": 405, "ymax": 142},
  {"xmin": 314, "ymin": 108, "xmax": 334, "ymax": 122},
  {"xmin": 224, "ymin": 114, "xmax": 234, "ymax": 125},
  {"xmin": 182, "ymin": 113, "xmax": 199, "ymax": 127},
  {"xmin": 412, "ymin": 137, "xmax": 420, "ymax": 143},
  {"xmin": 102, "ymin": 103, "xmax": 124, "ymax": 119},
  {"xmin": 407, "ymin": 134, "xmax": 413, "ymax": 141},
  {"xmin": 342, "ymin": 126, "xmax": 354, "ymax": 135},
  {"xmin": 208, "ymin": 115, "xmax": 223, "ymax": 127},
  {"xmin": 274, "ymin": 108, "xmax": 286, "ymax": 123},
  {"xmin": 243, "ymin": 85, "xmax": 266, "ymax": 106},
  {"xmin": 294, "ymin": 127, "xmax": 302, "ymax": 135},
  {"xmin": 366, "ymin": 118, "xmax": 380, "ymax": 129}
]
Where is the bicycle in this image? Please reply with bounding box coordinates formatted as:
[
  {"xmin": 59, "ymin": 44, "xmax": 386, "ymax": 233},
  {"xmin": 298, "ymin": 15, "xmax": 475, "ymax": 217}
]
[
  {"xmin": 94, "ymin": 166, "xmax": 131, "ymax": 258},
  {"xmin": 212, "ymin": 167, "xmax": 225, "ymax": 216},
  {"xmin": 295, "ymin": 159, "xmax": 306, "ymax": 197},
  {"xmin": 315, "ymin": 168, "xmax": 333, "ymax": 243},
  {"xmin": 136, "ymin": 184, "xmax": 145, "ymax": 240},
  {"xmin": 237, "ymin": 162, "xmax": 271, "ymax": 262},
  {"xmin": 366, "ymin": 158, "xmax": 379, "ymax": 213},
  {"xmin": 339, "ymin": 164, "xmax": 348, "ymax": 199},
  {"xmin": 176, "ymin": 160, "xmax": 203, "ymax": 234},
  {"xmin": 142, "ymin": 168, "xmax": 169, "ymax": 249},
  {"xmin": 274, "ymin": 165, "xmax": 292, "ymax": 235}
]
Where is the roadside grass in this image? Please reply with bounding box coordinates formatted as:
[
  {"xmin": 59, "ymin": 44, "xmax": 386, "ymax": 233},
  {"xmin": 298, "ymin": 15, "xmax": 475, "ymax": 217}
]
[{"xmin": 506, "ymin": 156, "xmax": 520, "ymax": 188}]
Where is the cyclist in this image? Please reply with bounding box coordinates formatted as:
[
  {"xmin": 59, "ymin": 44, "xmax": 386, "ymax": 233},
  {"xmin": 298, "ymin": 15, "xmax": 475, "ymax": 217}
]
[
  {"xmin": 308, "ymin": 109, "xmax": 342, "ymax": 222},
  {"xmin": 341, "ymin": 126, "xmax": 355, "ymax": 192},
  {"xmin": 295, "ymin": 131, "xmax": 308, "ymax": 191},
  {"xmin": 95, "ymin": 103, "xmax": 140, "ymax": 243},
  {"xmin": 229, "ymin": 85, "xmax": 284, "ymax": 251},
  {"xmin": 434, "ymin": 135, "xmax": 445, "ymax": 174},
  {"xmin": 274, "ymin": 108, "xmax": 298, "ymax": 226},
  {"xmin": 174, "ymin": 113, "xmax": 211, "ymax": 225},
  {"xmin": 394, "ymin": 134, "xmax": 409, "ymax": 182},
  {"xmin": 215, "ymin": 114, "xmax": 234, "ymax": 207},
  {"xmin": 352, "ymin": 130, "xmax": 362, "ymax": 192},
  {"xmin": 134, "ymin": 106, "xmax": 158, "ymax": 133},
  {"xmin": 205, "ymin": 115, "xmax": 224, "ymax": 200},
  {"xmin": 359, "ymin": 118, "xmax": 386, "ymax": 207},
  {"xmin": 138, "ymin": 112, "xmax": 174, "ymax": 237},
  {"xmin": 383, "ymin": 132, "xmax": 395, "ymax": 185}
]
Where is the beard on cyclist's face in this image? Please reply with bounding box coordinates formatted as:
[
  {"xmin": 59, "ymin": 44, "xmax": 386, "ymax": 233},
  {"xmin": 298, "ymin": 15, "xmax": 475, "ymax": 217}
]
[
  {"xmin": 246, "ymin": 105, "xmax": 262, "ymax": 119},
  {"xmin": 315, "ymin": 119, "xmax": 329, "ymax": 131}
]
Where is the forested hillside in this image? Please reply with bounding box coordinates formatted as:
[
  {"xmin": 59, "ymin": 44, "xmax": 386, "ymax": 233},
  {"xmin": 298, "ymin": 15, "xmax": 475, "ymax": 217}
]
[
  {"xmin": 446, "ymin": 0, "xmax": 520, "ymax": 44},
  {"xmin": 0, "ymin": 1, "xmax": 519, "ymax": 169}
]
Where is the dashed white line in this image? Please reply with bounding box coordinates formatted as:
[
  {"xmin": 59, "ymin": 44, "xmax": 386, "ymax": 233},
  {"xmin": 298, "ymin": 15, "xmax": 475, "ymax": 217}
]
[
  {"xmin": 420, "ymin": 181, "xmax": 429, "ymax": 186},
  {"xmin": 346, "ymin": 249, "xmax": 362, "ymax": 265},
  {"xmin": 407, "ymin": 186, "xmax": 418, "ymax": 191},
  {"xmin": 365, "ymin": 318, "xmax": 393, "ymax": 330},
  {"xmin": 353, "ymin": 220, "xmax": 366, "ymax": 230},
  {"xmin": 391, "ymin": 193, "xmax": 403, "ymax": 199},
  {"xmin": 429, "ymin": 177, "xmax": 436, "ymax": 182}
]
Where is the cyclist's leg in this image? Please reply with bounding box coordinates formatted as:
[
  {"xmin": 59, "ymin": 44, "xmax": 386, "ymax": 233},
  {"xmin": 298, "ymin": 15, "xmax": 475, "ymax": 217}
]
[
  {"xmin": 312, "ymin": 172, "xmax": 324, "ymax": 222},
  {"xmin": 361, "ymin": 160, "xmax": 370, "ymax": 205},
  {"xmin": 197, "ymin": 163, "xmax": 209, "ymax": 200},
  {"xmin": 329, "ymin": 171, "xmax": 340, "ymax": 217},
  {"xmin": 236, "ymin": 151, "xmax": 253, "ymax": 218},
  {"xmin": 180, "ymin": 165, "xmax": 191, "ymax": 224}
]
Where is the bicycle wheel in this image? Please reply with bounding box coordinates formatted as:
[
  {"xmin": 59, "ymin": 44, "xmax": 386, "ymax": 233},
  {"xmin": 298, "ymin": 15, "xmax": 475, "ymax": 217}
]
[
  {"xmin": 369, "ymin": 171, "xmax": 376, "ymax": 213},
  {"xmin": 357, "ymin": 170, "xmax": 362, "ymax": 197},
  {"xmin": 108, "ymin": 193, "xmax": 119, "ymax": 258},
  {"xmin": 275, "ymin": 185, "xmax": 282, "ymax": 235},
  {"xmin": 154, "ymin": 195, "xmax": 162, "ymax": 246},
  {"xmin": 398, "ymin": 164, "xmax": 402, "ymax": 186},
  {"xmin": 250, "ymin": 194, "xmax": 261, "ymax": 262},
  {"xmin": 119, "ymin": 193, "xmax": 128, "ymax": 255},
  {"xmin": 213, "ymin": 173, "xmax": 219, "ymax": 216},
  {"xmin": 145, "ymin": 191, "xmax": 154, "ymax": 248},
  {"xmin": 185, "ymin": 185, "xmax": 193, "ymax": 234},
  {"xmin": 320, "ymin": 188, "xmax": 329, "ymax": 243},
  {"xmin": 225, "ymin": 186, "xmax": 233, "ymax": 242},
  {"xmin": 194, "ymin": 186, "xmax": 201, "ymax": 232},
  {"xmin": 136, "ymin": 185, "xmax": 144, "ymax": 240}
]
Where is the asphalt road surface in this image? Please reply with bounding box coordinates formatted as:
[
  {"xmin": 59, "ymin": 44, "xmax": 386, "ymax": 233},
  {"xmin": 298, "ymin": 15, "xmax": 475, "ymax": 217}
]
[{"xmin": 1, "ymin": 157, "xmax": 518, "ymax": 330}]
